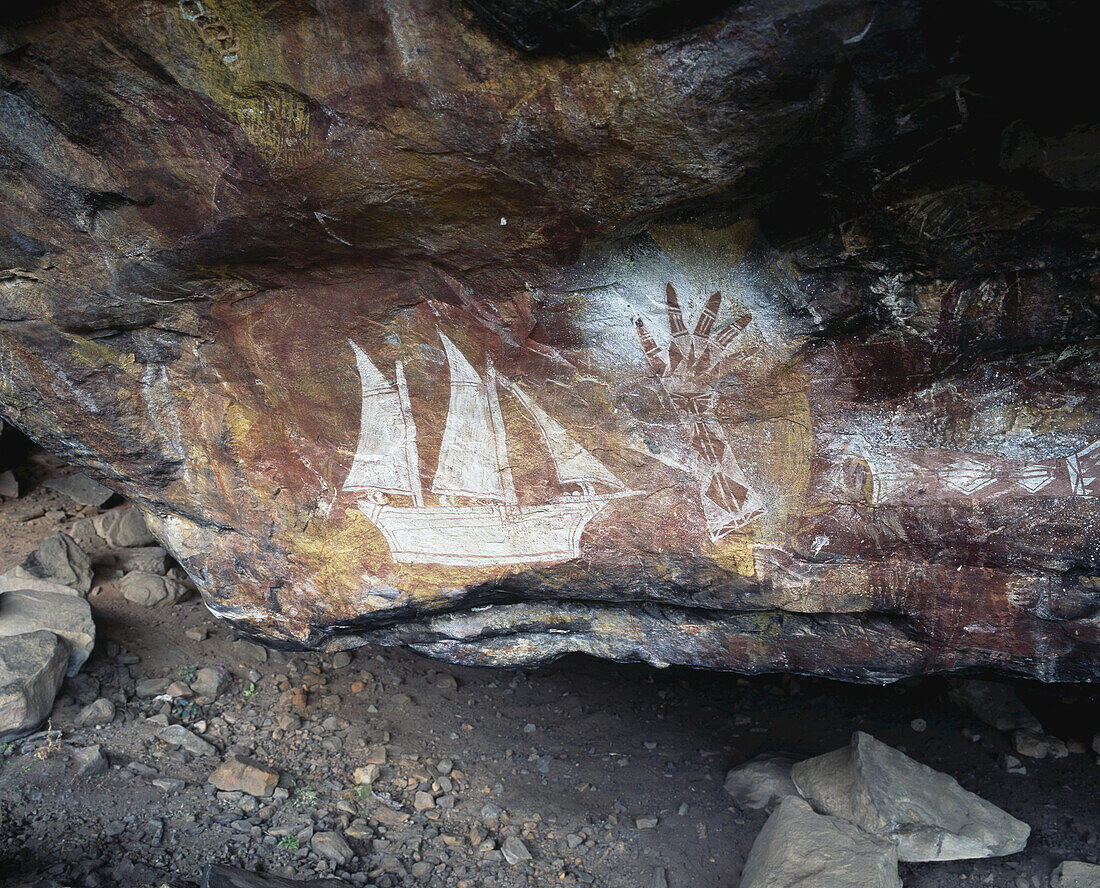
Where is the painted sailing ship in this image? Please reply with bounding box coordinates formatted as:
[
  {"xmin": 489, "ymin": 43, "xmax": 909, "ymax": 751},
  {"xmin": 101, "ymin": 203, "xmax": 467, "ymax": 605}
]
[{"xmin": 343, "ymin": 333, "xmax": 639, "ymax": 566}]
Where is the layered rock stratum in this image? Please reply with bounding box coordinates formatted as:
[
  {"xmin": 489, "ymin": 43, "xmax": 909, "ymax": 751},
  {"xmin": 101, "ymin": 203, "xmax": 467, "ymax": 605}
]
[{"xmin": 1, "ymin": 0, "xmax": 1097, "ymax": 679}]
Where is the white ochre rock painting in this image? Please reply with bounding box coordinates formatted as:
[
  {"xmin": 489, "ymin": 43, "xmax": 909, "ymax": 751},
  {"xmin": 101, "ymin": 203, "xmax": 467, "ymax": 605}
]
[
  {"xmin": 342, "ymin": 331, "xmax": 638, "ymax": 567},
  {"xmin": 342, "ymin": 281, "xmax": 1100, "ymax": 569}
]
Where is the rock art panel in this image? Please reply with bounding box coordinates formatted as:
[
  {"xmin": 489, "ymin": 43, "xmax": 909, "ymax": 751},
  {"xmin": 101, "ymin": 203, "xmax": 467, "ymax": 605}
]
[{"xmin": 0, "ymin": 0, "xmax": 1097, "ymax": 680}]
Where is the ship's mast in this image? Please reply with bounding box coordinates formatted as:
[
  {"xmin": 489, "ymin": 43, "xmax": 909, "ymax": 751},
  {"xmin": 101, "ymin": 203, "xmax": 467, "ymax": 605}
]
[{"xmin": 484, "ymin": 357, "xmax": 518, "ymax": 508}]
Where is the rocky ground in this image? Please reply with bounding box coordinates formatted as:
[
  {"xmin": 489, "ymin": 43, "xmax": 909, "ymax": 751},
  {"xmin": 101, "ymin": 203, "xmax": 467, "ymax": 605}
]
[{"xmin": 0, "ymin": 439, "xmax": 1098, "ymax": 888}]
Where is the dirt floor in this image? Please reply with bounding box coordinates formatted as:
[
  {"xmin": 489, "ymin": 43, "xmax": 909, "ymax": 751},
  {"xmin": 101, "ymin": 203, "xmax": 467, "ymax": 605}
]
[{"xmin": 0, "ymin": 441, "xmax": 1098, "ymax": 888}]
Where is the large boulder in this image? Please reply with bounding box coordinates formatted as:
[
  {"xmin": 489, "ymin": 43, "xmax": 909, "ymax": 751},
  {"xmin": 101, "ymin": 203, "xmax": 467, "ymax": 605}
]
[
  {"xmin": 0, "ymin": 586, "xmax": 96, "ymax": 676},
  {"xmin": 8, "ymin": 532, "xmax": 92, "ymax": 595},
  {"xmin": 738, "ymin": 796, "xmax": 902, "ymax": 888},
  {"xmin": 791, "ymin": 732, "xmax": 1030, "ymax": 862},
  {"xmin": 0, "ymin": 1, "xmax": 1097, "ymax": 679},
  {"xmin": 0, "ymin": 630, "xmax": 69, "ymax": 739}
]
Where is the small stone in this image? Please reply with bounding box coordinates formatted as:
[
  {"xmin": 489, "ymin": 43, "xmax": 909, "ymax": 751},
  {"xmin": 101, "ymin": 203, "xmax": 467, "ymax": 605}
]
[
  {"xmin": 524, "ymin": 723, "xmax": 536, "ymax": 733},
  {"xmin": 11, "ymin": 532, "xmax": 92, "ymax": 594},
  {"xmin": 92, "ymin": 507, "xmax": 156, "ymax": 547},
  {"xmin": 636, "ymin": 815, "xmax": 658, "ymax": 829},
  {"xmin": 331, "ymin": 651, "xmax": 352, "ymax": 669},
  {"xmin": 157, "ymin": 723, "xmax": 216, "ymax": 756},
  {"xmin": 434, "ymin": 672, "xmax": 458, "ymax": 690},
  {"xmin": 120, "ymin": 571, "xmax": 190, "ymax": 607},
  {"xmin": 365, "ymin": 745, "xmax": 387, "ymax": 765},
  {"xmin": 411, "ymin": 861, "xmax": 433, "ymax": 880},
  {"xmin": 311, "ymin": 831, "xmax": 352, "ymax": 865},
  {"xmin": 116, "ymin": 546, "xmax": 169, "ymax": 576},
  {"xmin": 136, "ymin": 677, "xmax": 169, "ymax": 697},
  {"xmin": 437, "ymin": 758, "xmax": 453, "ymax": 775},
  {"xmin": 649, "ymin": 867, "xmax": 669, "ymax": 888},
  {"xmin": 354, "ymin": 764, "xmax": 381, "ymax": 785},
  {"xmin": 414, "ymin": 790, "xmax": 435, "ymax": 811},
  {"xmin": 191, "ymin": 666, "xmax": 228, "ymax": 698},
  {"xmin": 372, "ymin": 806, "xmax": 408, "ymax": 827},
  {"xmin": 0, "ymin": 470, "xmax": 18, "ymax": 498},
  {"xmin": 165, "ymin": 681, "xmax": 192, "ymax": 698},
  {"xmin": 0, "ymin": 630, "xmax": 68, "ymax": 740},
  {"xmin": 208, "ymin": 756, "xmax": 279, "ymax": 797},
  {"xmin": 501, "ymin": 836, "xmax": 532, "ymax": 865},
  {"xmin": 73, "ymin": 744, "xmax": 108, "ymax": 776},
  {"xmin": 1051, "ymin": 861, "xmax": 1100, "ymax": 888},
  {"xmin": 1014, "ymin": 730, "xmax": 1069, "ymax": 760},
  {"xmin": 1003, "ymin": 754, "xmax": 1027, "ymax": 775},
  {"xmin": 43, "ymin": 473, "xmax": 114, "ymax": 507},
  {"xmin": 910, "ymin": 718, "xmax": 927, "ymax": 732},
  {"xmin": 186, "ymin": 627, "xmax": 209, "ymax": 641},
  {"xmin": 724, "ymin": 754, "xmax": 800, "ymax": 812},
  {"xmin": 152, "ymin": 778, "xmax": 184, "ymax": 792},
  {"xmin": 74, "ymin": 697, "xmax": 115, "ymax": 727}
]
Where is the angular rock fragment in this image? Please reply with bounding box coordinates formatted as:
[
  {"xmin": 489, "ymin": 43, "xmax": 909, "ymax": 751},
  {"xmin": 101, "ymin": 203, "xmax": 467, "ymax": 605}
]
[
  {"xmin": 739, "ymin": 796, "xmax": 901, "ymax": 888},
  {"xmin": 72, "ymin": 744, "xmax": 108, "ymax": 776},
  {"xmin": 724, "ymin": 754, "xmax": 800, "ymax": 811},
  {"xmin": 1014, "ymin": 729, "xmax": 1069, "ymax": 760},
  {"xmin": 92, "ymin": 508, "xmax": 156, "ymax": 548},
  {"xmin": 311, "ymin": 831, "xmax": 353, "ymax": 865},
  {"xmin": 947, "ymin": 679, "xmax": 1044, "ymax": 733},
  {"xmin": 191, "ymin": 666, "xmax": 228, "ymax": 698},
  {"xmin": 791, "ymin": 732, "xmax": 1030, "ymax": 862},
  {"xmin": 0, "ymin": 587, "xmax": 95, "ymax": 675},
  {"xmin": 10, "ymin": 532, "xmax": 92, "ymax": 594},
  {"xmin": 0, "ymin": 470, "xmax": 17, "ymax": 499},
  {"xmin": 0, "ymin": 630, "xmax": 69, "ymax": 739},
  {"xmin": 1052, "ymin": 861, "xmax": 1100, "ymax": 888},
  {"xmin": 157, "ymin": 723, "xmax": 216, "ymax": 756},
  {"xmin": 120, "ymin": 571, "xmax": 190, "ymax": 607},
  {"xmin": 202, "ymin": 863, "xmax": 350, "ymax": 887},
  {"xmin": 209, "ymin": 756, "xmax": 279, "ymax": 797},
  {"xmin": 43, "ymin": 473, "xmax": 114, "ymax": 508},
  {"xmin": 74, "ymin": 697, "xmax": 115, "ymax": 727}
]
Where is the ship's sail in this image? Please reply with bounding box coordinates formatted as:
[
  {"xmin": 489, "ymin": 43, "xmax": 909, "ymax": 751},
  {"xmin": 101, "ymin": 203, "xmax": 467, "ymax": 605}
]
[
  {"xmin": 499, "ymin": 376, "xmax": 625, "ymax": 492},
  {"xmin": 343, "ymin": 341, "xmax": 422, "ymax": 500},
  {"xmin": 432, "ymin": 333, "xmax": 508, "ymax": 501}
]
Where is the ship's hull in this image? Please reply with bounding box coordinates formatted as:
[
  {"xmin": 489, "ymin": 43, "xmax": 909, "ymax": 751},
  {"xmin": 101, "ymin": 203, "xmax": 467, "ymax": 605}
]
[{"xmin": 357, "ymin": 499, "xmax": 613, "ymax": 566}]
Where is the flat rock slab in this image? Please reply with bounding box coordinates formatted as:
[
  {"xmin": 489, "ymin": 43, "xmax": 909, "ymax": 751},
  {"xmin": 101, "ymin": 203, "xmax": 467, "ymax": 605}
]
[
  {"xmin": 724, "ymin": 754, "xmax": 800, "ymax": 811},
  {"xmin": 0, "ymin": 630, "xmax": 69, "ymax": 740},
  {"xmin": 947, "ymin": 679, "xmax": 1044, "ymax": 733},
  {"xmin": 209, "ymin": 756, "xmax": 279, "ymax": 797},
  {"xmin": 202, "ymin": 863, "xmax": 348, "ymax": 887},
  {"xmin": 10, "ymin": 532, "xmax": 92, "ymax": 594},
  {"xmin": 739, "ymin": 796, "xmax": 901, "ymax": 888},
  {"xmin": 1052, "ymin": 862, "xmax": 1100, "ymax": 888},
  {"xmin": 0, "ymin": 587, "xmax": 95, "ymax": 676},
  {"xmin": 42, "ymin": 473, "xmax": 114, "ymax": 507},
  {"xmin": 791, "ymin": 731, "xmax": 1030, "ymax": 862},
  {"xmin": 116, "ymin": 546, "xmax": 169, "ymax": 576}
]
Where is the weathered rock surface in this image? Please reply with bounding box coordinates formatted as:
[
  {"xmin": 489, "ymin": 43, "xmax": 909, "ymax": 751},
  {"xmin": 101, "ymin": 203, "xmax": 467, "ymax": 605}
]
[
  {"xmin": 116, "ymin": 546, "xmax": 169, "ymax": 576},
  {"xmin": 1052, "ymin": 862, "xmax": 1100, "ymax": 888},
  {"xmin": 208, "ymin": 756, "xmax": 279, "ymax": 797},
  {"xmin": 9, "ymin": 532, "xmax": 92, "ymax": 594},
  {"xmin": 156, "ymin": 722, "xmax": 217, "ymax": 756},
  {"xmin": 738, "ymin": 796, "xmax": 902, "ymax": 888},
  {"xmin": 74, "ymin": 696, "xmax": 115, "ymax": 727},
  {"xmin": 0, "ymin": 1, "xmax": 1098, "ymax": 679},
  {"xmin": 0, "ymin": 586, "xmax": 95, "ymax": 675},
  {"xmin": 202, "ymin": 863, "xmax": 349, "ymax": 888},
  {"xmin": 0, "ymin": 630, "xmax": 69, "ymax": 739},
  {"xmin": 724, "ymin": 754, "xmax": 800, "ymax": 812},
  {"xmin": 92, "ymin": 508, "xmax": 156, "ymax": 548},
  {"xmin": 791, "ymin": 732, "xmax": 1030, "ymax": 862},
  {"xmin": 42, "ymin": 472, "xmax": 114, "ymax": 507},
  {"xmin": 120, "ymin": 571, "xmax": 190, "ymax": 607},
  {"xmin": 72, "ymin": 743, "xmax": 108, "ymax": 776}
]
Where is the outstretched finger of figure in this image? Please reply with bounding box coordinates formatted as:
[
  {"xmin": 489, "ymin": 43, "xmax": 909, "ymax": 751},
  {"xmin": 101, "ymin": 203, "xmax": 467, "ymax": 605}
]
[
  {"xmin": 713, "ymin": 313, "xmax": 752, "ymax": 349},
  {"xmin": 634, "ymin": 318, "xmax": 668, "ymax": 377},
  {"xmin": 666, "ymin": 283, "xmax": 691, "ymax": 356},
  {"xmin": 694, "ymin": 291, "xmax": 722, "ymax": 338}
]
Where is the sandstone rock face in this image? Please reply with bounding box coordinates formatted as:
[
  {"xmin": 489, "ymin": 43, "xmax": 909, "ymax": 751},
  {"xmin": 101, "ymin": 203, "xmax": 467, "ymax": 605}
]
[
  {"xmin": 791, "ymin": 732, "xmax": 1030, "ymax": 862},
  {"xmin": 0, "ymin": 1, "xmax": 1097, "ymax": 679}
]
